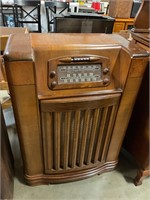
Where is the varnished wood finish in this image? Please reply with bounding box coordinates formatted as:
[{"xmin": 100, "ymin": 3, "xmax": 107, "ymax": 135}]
[
  {"xmin": 0, "ymin": 55, "xmax": 11, "ymax": 109},
  {"xmin": 131, "ymin": 0, "xmax": 150, "ymax": 50},
  {"xmin": 109, "ymin": 0, "xmax": 133, "ymax": 18},
  {"xmin": 0, "ymin": 27, "xmax": 29, "ymax": 109},
  {"xmin": 0, "ymin": 27, "xmax": 28, "ymax": 52},
  {"xmin": 134, "ymin": 169, "xmax": 150, "ymax": 186},
  {"xmin": 4, "ymin": 33, "xmax": 149, "ymax": 185},
  {"xmin": 113, "ymin": 18, "xmax": 134, "ymax": 33},
  {"xmin": 124, "ymin": 64, "xmax": 149, "ymax": 186},
  {"xmin": 41, "ymin": 94, "xmax": 120, "ymax": 175},
  {"xmin": 123, "ymin": 0, "xmax": 150, "ymax": 186},
  {"xmin": 133, "ymin": 0, "xmax": 150, "ymax": 31}
]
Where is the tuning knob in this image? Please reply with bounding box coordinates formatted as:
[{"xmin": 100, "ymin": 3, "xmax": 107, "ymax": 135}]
[
  {"xmin": 103, "ymin": 78, "xmax": 110, "ymax": 85},
  {"xmin": 49, "ymin": 71, "xmax": 56, "ymax": 78},
  {"xmin": 103, "ymin": 68, "xmax": 109, "ymax": 74},
  {"xmin": 51, "ymin": 81, "xmax": 57, "ymax": 88}
]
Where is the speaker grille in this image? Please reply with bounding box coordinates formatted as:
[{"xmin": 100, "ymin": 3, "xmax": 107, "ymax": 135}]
[{"xmin": 41, "ymin": 95, "xmax": 120, "ymax": 173}]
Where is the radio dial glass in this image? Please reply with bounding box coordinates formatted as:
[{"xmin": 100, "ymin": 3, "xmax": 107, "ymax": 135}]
[{"xmin": 58, "ymin": 64, "xmax": 102, "ymax": 84}]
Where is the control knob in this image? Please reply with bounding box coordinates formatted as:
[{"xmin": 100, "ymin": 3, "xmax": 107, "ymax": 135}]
[
  {"xmin": 103, "ymin": 78, "xmax": 110, "ymax": 85},
  {"xmin": 51, "ymin": 81, "xmax": 57, "ymax": 88},
  {"xmin": 49, "ymin": 71, "xmax": 56, "ymax": 78},
  {"xmin": 103, "ymin": 68, "xmax": 109, "ymax": 74}
]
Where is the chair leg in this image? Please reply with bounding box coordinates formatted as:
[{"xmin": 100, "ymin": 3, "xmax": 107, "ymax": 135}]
[
  {"xmin": 38, "ymin": 6, "xmax": 41, "ymax": 32},
  {"xmin": 46, "ymin": 7, "xmax": 51, "ymax": 32},
  {"xmin": 14, "ymin": 5, "xmax": 19, "ymax": 27}
]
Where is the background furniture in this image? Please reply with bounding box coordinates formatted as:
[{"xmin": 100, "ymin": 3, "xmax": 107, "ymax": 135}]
[
  {"xmin": 0, "ymin": 26, "xmax": 28, "ymax": 52},
  {"xmin": 1, "ymin": 3, "xmax": 16, "ymax": 27},
  {"xmin": 113, "ymin": 18, "xmax": 134, "ymax": 32},
  {"xmin": 109, "ymin": 0, "xmax": 141, "ymax": 19},
  {"xmin": 124, "ymin": 65, "xmax": 149, "ymax": 186},
  {"xmin": 108, "ymin": 0, "xmax": 142, "ymax": 32},
  {"xmin": 1, "ymin": 109, "xmax": 14, "ymax": 199},
  {"xmin": 45, "ymin": 1, "xmax": 69, "ymax": 32},
  {"xmin": 130, "ymin": 0, "xmax": 142, "ymax": 18},
  {"xmin": 0, "ymin": 27, "xmax": 28, "ymax": 109},
  {"xmin": 14, "ymin": 0, "xmax": 41, "ymax": 32},
  {"xmin": 54, "ymin": 13, "xmax": 114, "ymax": 33},
  {"xmin": 123, "ymin": 0, "xmax": 150, "ymax": 186},
  {"xmin": 109, "ymin": 0, "xmax": 133, "ymax": 18}
]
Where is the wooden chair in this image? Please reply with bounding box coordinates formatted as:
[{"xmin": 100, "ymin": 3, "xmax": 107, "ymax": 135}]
[
  {"xmin": 14, "ymin": 0, "xmax": 41, "ymax": 32},
  {"xmin": 45, "ymin": 1, "xmax": 69, "ymax": 32}
]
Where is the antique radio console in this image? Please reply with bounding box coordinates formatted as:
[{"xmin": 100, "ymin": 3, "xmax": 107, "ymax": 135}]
[{"xmin": 4, "ymin": 33, "xmax": 149, "ymax": 185}]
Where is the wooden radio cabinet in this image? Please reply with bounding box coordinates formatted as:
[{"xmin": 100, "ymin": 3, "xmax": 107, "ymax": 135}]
[
  {"xmin": 123, "ymin": 0, "xmax": 150, "ymax": 186},
  {"xmin": 124, "ymin": 65, "xmax": 149, "ymax": 185},
  {"xmin": 4, "ymin": 33, "xmax": 149, "ymax": 185}
]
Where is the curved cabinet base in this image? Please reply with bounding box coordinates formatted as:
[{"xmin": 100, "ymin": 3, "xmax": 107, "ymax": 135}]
[{"xmin": 24, "ymin": 160, "xmax": 118, "ymax": 186}]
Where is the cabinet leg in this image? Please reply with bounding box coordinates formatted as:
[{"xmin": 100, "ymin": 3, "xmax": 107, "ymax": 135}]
[{"xmin": 134, "ymin": 169, "xmax": 150, "ymax": 186}]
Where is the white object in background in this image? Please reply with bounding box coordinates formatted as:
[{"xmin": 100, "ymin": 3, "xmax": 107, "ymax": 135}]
[
  {"xmin": 2, "ymin": 0, "xmax": 14, "ymax": 5},
  {"xmin": 69, "ymin": 2, "xmax": 79, "ymax": 13},
  {"xmin": 103, "ymin": 2, "xmax": 109, "ymax": 14},
  {"xmin": 101, "ymin": 3, "xmax": 105, "ymax": 12}
]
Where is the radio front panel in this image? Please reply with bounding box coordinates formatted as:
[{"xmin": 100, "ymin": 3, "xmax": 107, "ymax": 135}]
[{"xmin": 48, "ymin": 55, "xmax": 110, "ymax": 90}]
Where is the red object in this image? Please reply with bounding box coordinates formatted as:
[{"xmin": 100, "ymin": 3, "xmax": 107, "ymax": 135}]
[
  {"xmin": 95, "ymin": 2, "xmax": 101, "ymax": 11},
  {"xmin": 91, "ymin": 2, "xmax": 96, "ymax": 9},
  {"xmin": 91, "ymin": 2, "xmax": 101, "ymax": 11}
]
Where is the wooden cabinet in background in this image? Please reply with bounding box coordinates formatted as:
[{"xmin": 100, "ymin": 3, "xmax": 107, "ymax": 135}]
[
  {"xmin": 123, "ymin": 0, "xmax": 150, "ymax": 186},
  {"xmin": 113, "ymin": 18, "xmax": 134, "ymax": 32},
  {"xmin": 124, "ymin": 65, "xmax": 149, "ymax": 186},
  {"xmin": 1, "ymin": 110, "xmax": 14, "ymax": 199}
]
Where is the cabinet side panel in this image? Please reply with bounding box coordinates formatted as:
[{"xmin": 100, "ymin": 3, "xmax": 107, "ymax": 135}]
[
  {"xmin": 106, "ymin": 57, "xmax": 148, "ymax": 161},
  {"xmin": 5, "ymin": 61, "xmax": 44, "ymax": 175}
]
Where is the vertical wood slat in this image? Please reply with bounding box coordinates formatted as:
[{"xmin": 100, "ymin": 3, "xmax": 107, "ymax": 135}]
[
  {"xmin": 76, "ymin": 111, "xmax": 84, "ymax": 166},
  {"xmin": 41, "ymin": 94, "xmax": 121, "ymax": 173},
  {"xmin": 93, "ymin": 107, "xmax": 109, "ymax": 163},
  {"xmin": 48, "ymin": 113, "xmax": 53, "ymax": 170},
  {"xmin": 41, "ymin": 112, "xmax": 48, "ymax": 170},
  {"xmin": 43, "ymin": 105, "xmax": 118, "ymax": 171},
  {"xmin": 63, "ymin": 112, "xmax": 71, "ymax": 169},
  {"xmin": 71, "ymin": 111, "xmax": 81, "ymax": 168},
  {"xmin": 86, "ymin": 108, "xmax": 100, "ymax": 164},
  {"xmin": 54, "ymin": 113, "xmax": 61, "ymax": 170},
  {"xmin": 100, "ymin": 106, "xmax": 118, "ymax": 161},
  {"xmin": 79, "ymin": 110, "xmax": 90, "ymax": 167},
  {"xmin": 42, "ymin": 112, "xmax": 53, "ymax": 170}
]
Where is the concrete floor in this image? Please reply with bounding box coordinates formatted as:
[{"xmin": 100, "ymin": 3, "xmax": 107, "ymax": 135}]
[{"xmin": 4, "ymin": 107, "xmax": 150, "ymax": 200}]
